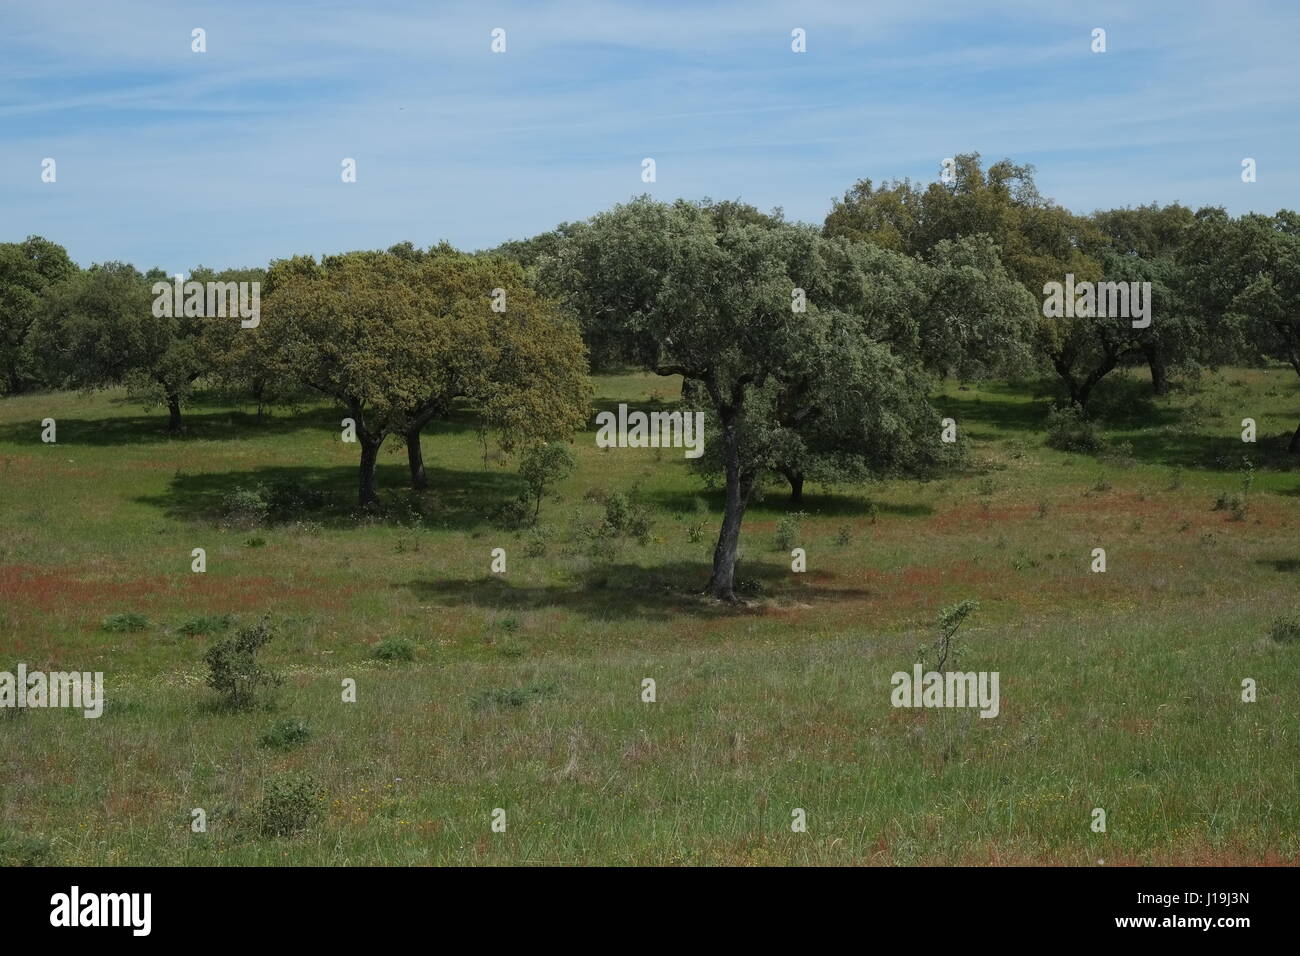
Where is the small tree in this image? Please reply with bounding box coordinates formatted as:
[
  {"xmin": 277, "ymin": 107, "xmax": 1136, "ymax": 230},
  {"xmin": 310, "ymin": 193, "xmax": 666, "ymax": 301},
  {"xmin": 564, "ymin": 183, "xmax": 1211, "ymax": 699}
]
[
  {"xmin": 518, "ymin": 442, "xmax": 576, "ymax": 520},
  {"xmin": 203, "ymin": 618, "xmax": 282, "ymax": 710},
  {"xmin": 925, "ymin": 599, "xmax": 980, "ymax": 672}
]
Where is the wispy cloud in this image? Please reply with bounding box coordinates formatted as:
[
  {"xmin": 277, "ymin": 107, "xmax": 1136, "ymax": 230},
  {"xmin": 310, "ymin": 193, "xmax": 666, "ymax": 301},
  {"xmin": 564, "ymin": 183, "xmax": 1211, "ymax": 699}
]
[{"xmin": 1, "ymin": 0, "xmax": 1295, "ymax": 269}]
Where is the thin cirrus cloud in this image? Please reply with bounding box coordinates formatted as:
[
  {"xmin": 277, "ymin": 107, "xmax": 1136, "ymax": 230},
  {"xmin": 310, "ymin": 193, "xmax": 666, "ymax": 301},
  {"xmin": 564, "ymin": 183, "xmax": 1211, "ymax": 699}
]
[{"xmin": 0, "ymin": 0, "xmax": 1295, "ymax": 270}]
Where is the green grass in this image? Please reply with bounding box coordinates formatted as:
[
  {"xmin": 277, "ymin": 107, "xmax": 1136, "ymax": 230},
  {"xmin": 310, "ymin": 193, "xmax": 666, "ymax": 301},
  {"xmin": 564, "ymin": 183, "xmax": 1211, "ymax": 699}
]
[{"xmin": 1, "ymin": 366, "xmax": 1299, "ymax": 865}]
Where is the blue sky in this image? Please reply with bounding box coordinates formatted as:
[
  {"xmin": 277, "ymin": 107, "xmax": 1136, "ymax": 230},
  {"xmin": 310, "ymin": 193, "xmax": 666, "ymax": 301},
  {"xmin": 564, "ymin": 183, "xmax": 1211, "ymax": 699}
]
[{"xmin": 2, "ymin": 0, "xmax": 1296, "ymax": 272}]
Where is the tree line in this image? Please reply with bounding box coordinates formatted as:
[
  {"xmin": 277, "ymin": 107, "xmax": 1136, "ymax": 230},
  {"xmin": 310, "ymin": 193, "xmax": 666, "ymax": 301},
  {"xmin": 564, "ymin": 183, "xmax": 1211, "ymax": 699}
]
[{"xmin": 2, "ymin": 152, "xmax": 1297, "ymax": 600}]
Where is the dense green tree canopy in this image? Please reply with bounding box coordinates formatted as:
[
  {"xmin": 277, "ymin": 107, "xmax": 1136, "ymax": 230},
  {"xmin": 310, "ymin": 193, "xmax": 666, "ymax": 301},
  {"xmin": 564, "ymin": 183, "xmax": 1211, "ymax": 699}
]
[
  {"xmin": 24, "ymin": 261, "xmax": 219, "ymax": 432},
  {"xmin": 261, "ymin": 250, "xmax": 590, "ymax": 506},
  {"xmin": 552, "ymin": 197, "xmax": 1031, "ymax": 599},
  {"xmin": 0, "ymin": 236, "xmax": 77, "ymax": 395},
  {"xmin": 823, "ymin": 155, "xmax": 1218, "ymax": 408}
]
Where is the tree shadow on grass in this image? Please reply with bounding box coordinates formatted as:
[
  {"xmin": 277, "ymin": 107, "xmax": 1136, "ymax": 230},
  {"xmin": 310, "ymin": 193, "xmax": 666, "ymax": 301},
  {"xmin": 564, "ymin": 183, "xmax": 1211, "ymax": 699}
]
[
  {"xmin": 0, "ymin": 407, "xmax": 339, "ymax": 446},
  {"xmin": 638, "ymin": 486, "xmax": 932, "ymax": 519},
  {"xmin": 135, "ymin": 463, "xmax": 524, "ymax": 531},
  {"xmin": 17, "ymin": 392, "xmax": 490, "ymax": 446},
  {"xmin": 937, "ymin": 390, "xmax": 1052, "ymax": 436},
  {"xmin": 1257, "ymin": 558, "xmax": 1300, "ymax": 573},
  {"xmin": 941, "ymin": 386, "xmax": 1298, "ymax": 473},
  {"xmin": 402, "ymin": 559, "xmax": 875, "ymax": 622},
  {"xmin": 1120, "ymin": 429, "xmax": 1299, "ymax": 472}
]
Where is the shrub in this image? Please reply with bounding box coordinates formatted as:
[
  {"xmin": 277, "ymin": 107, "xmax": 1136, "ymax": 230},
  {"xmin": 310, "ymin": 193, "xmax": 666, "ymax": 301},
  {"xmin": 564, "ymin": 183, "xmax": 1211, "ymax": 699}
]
[
  {"xmin": 519, "ymin": 443, "xmax": 576, "ymax": 521},
  {"xmin": 220, "ymin": 484, "xmax": 270, "ymax": 526},
  {"xmin": 493, "ymin": 493, "xmax": 533, "ymax": 530},
  {"xmin": 1213, "ymin": 492, "xmax": 1248, "ymax": 521},
  {"xmin": 0, "ymin": 830, "xmax": 55, "ymax": 866},
  {"xmin": 774, "ymin": 512, "xmax": 807, "ymax": 551},
  {"xmin": 372, "ymin": 636, "xmax": 415, "ymax": 663},
  {"xmin": 628, "ymin": 510, "xmax": 653, "ymax": 546},
  {"xmin": 687, "ymin": 522, "xmax": 706, "ymax": 544},
  {"xmin": 920, "ymin": 598, "xmax": 980, "ymax": 672},
  {"xmin": 177, "ymin": 613, "xmax": 234, "ymax": 637},
  {"xmin": 101, "ymin": 612, "xmax": 148, "ymax": 633},
  {"xmin": 1100, "ymin": 440, "xmax": 1136, "ymax": 467},
  {"xmin": 1269, "ymin": 615, "xmax": 1300, "ymax": 644},
  {"xmin": 253, "ymin": 773, "xmax": 324, "ymax": 837},
  {"xmin": 597, "ymin": 489, "xmax": 652, "ymax": 547},
  {"xmin": 259, "ymin": 716, "xmax": 311, "ymax": 750},
  {"xmin": 265, "ymin": 480, "xmax": 327, "ymax": 520},
  {"xmin": 604, "ymin": 491, "xmax": 632, "ymax": 533},
  {"xmin": 469, "ymin": 683, "xmax": 560, "ymax": 711},
  {"xmin": 523, "ymin": 527, "xmax": 549, "ymax": 557},
  {"xmin": 1045, "ymin": 403, "xmax": 1104, "ymax": 454},
  {"xmin": 202, "ymin": 617, "xmax": 282, "ymax": 710},
  {"xmin": 836, "ymin": 524, "xmax": 852, "ymax": 546}
]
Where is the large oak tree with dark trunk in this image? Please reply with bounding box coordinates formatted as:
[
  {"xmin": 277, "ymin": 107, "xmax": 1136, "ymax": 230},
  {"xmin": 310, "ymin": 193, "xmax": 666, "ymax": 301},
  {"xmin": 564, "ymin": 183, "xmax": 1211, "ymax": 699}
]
[
  {"xmin": 554, "ymin": 197, "xmax": 1032, "ymax": 601},
  {"xmin": 262, "ymin": 250, "xmax": 589, "ymax": 507}
]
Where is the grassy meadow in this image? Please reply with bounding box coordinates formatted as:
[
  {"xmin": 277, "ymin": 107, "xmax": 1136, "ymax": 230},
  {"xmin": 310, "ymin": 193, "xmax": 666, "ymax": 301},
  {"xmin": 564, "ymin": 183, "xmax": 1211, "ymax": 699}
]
[{"xmin": 1, "ymin": 367, "xmax": 1299, "ymax": 865}]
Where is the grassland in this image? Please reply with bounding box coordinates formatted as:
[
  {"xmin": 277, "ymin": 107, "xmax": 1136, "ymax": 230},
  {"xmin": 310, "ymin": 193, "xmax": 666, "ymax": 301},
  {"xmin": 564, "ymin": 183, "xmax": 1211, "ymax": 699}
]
[{"xmin": 1, "ymin": 367, "xmax": 1298, "ymax": 865}]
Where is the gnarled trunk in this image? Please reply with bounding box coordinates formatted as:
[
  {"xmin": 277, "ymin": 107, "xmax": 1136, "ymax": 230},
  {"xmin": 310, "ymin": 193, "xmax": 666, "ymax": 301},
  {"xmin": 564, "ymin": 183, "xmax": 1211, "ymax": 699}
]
[
  {"xmin": 1143, "ymin": 344, "xmax": 1169, "ymax": 395},
  {"xmin": 782, "ymin": 470, "xmax": 804, "ymax": 504},
  {"xmin": 358, "ymin": 435, "xmax": 383, "ymax": 508},
  {"xmin": 406, "ymin": 426, "xmax": 428, "ymax": 489},
  {"xmin": 166, "ymin": 394, "xmax": 183, "ymax": 434},
  {"xmin": 1051, "ymin": 340, "xmax": 1126, "ymax": 412},
  {"xmin": 403, "ymin": 406, "xmax": 444, "ymax": 490}
]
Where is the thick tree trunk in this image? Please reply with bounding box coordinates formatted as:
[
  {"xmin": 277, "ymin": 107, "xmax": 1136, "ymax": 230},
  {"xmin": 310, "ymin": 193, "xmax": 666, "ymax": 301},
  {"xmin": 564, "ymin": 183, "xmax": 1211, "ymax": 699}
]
[
  {"xmin": 705, "ymin": 412, "xmax": 752, "ymax": 602},
  {"xmin": 785, "ymin": 472, "xmax": 804, "ymax": 504},
  {"xmin": 166, "ymin": 395, "xmax": 182, "ymax": 433},
  {"xmin": 1052, "ymin": 346, "xmax": 1122, "ymax": 412},
  {"xmin": 1073, "ymin": 357, "xmax": 1119, "ymax": 411},
  {"xmin": 406, "ymin": 427, "xmax": 428, "ymax": 490},
  {"xmin": 1289, "ymin": 418, "xmax": 1300, "ymax": 454},
  {"xmin": 359, "ymin": 436, "xmax": 383, "ymax": 508},
  {"xmin": 1143, "ymin": 345, "xmax": 1169, "ymax": 395}
]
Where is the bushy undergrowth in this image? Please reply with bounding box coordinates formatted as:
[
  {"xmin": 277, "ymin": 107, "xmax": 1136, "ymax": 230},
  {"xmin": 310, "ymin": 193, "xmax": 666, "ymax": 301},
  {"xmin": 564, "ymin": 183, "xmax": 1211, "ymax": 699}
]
[
  {"xmin": 100, "ymin": 611, "xmax": 148, "ymax": 632},
  {"xmin": 253, "ymin": 773, "xmax": 324, "ymax": 837},
  {"xmin": 1045, "ymin": 403, "xmax": 1105, "ymax": 454},
  {"xmin": 220, "ymin": 480, "xmax": 328, "ymax": 527},
  {"xmin": 202, "ymin": 618, "xmax": 282, "ymax": 710}
]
